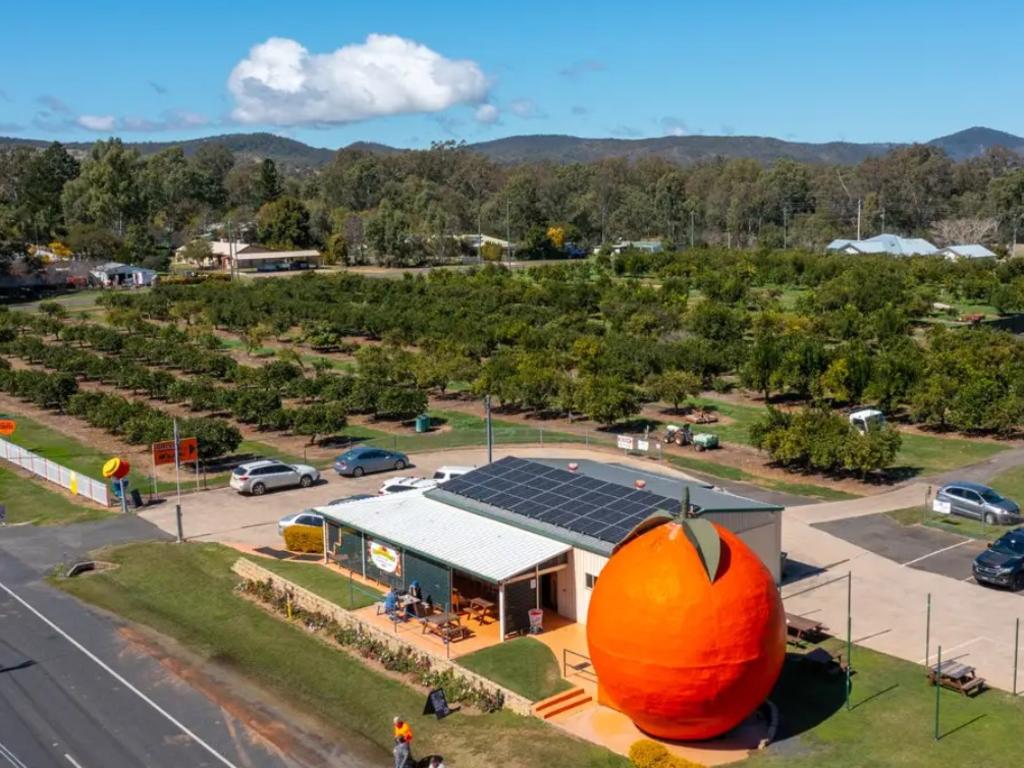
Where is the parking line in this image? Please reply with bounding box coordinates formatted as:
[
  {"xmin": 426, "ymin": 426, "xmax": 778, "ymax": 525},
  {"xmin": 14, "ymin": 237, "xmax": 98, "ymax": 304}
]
[
  {"xmin": 901, "ymin": 538, "xmax": 972, "ymax": 567},
  {"xmin": 0, "ymin": 580, "xmax": 240, "ymax": 768}
]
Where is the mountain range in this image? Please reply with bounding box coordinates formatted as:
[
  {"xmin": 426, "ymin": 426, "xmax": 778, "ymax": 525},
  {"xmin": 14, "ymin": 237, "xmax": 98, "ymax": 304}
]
[{"xmin": 1, "ymin": 126, "xmax": 1021, "ymax": 168}]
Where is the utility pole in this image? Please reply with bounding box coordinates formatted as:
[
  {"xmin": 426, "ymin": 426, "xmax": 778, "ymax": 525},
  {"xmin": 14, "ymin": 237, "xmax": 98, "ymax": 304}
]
[
  {"xmin": 689, "ymin": 210, "xmax": 695, "ymax": 248},
  {"xmin": 173, "ymin": 418, "xmax": 183, "ymax": 543},
  {"xmin": 856, "ymin": 198, "xmax": 862, "ymax": 240},
  {"xmin": 783, "ymin": 206, "xmax": 789, "ymax": 248},
  {"xmin": 880, "ymin": 207, "xmax": 886, "ymax": 233},
  {"xmin": 505, "ymin": 198, "xmax": 512, "ymax": 267},
  {"xmin": 485, "ymin": 395, "xmax": 493, "ymax": 464}
]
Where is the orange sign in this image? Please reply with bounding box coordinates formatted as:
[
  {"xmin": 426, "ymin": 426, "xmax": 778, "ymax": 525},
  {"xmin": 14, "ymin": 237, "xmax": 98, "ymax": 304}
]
[
  {"xmin": 0, "ymin": 419, "xmax": 15, "ymax": 436},
  {"xmin": 152, "ymin": 437, "xmax": 199, "ymax": 466}
]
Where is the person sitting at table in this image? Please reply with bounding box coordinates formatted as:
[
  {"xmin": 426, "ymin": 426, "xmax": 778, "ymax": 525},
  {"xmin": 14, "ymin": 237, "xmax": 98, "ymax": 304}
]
[
  {"xmin": 406, "ymin": 581, "xmax": 422, "ymax": 618},
  {"xmin": 383, "ymin": 587, "xmax": 398, "ymax": 619}
]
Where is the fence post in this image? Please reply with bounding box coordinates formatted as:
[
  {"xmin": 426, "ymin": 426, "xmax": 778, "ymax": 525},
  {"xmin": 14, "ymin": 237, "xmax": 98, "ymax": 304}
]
[
  {"xmin": 934, "ymin": 645, "xmax": 942, "ymax": 740},
  {"xmin": 925, "ymin": 593, "xmax": 931, "ymax": 669},
  {"xmin": 1014, "ymin": 617, "xmax": 1020, "ymax": 696}
]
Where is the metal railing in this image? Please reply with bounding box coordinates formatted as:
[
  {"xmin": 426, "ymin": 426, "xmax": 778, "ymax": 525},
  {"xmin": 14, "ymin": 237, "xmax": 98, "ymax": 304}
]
[{"xmin": 563, "ymin": 648, "xmax": 597, "ymax": 682}]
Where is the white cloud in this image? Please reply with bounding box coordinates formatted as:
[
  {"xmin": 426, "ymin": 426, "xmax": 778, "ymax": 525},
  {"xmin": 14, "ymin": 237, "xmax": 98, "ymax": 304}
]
[
  {"xmin": 228, "ymin": 35, "xmax": 490, "ymax": 125},
  {"xmin": 474, "ymin": 104, "xmax": 500, "ymax": 124},
  {"xmin": 77, "ymin": 114, "xmax": 117, "ymax": 131},
  {"xmin": 661, "ymin": 116, "xmax": 687, "ymax": 137},
  {"xmin": 509, "ymin": 98, "xmax": 543, "ymax": 119}
]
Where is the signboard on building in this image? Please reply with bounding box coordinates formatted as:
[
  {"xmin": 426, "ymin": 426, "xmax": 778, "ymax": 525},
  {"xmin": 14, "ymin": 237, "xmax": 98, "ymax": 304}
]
[
  {"xmin": 368, "ymin": 540, "xmax": 401, "ymax": 574},
  {"xmin": 616, "ymin": 435, "xmax": 635, "ymax": 451},
  {"xmin": 152, "ymin": 437, "xmax": 198, "ymax": 466}
]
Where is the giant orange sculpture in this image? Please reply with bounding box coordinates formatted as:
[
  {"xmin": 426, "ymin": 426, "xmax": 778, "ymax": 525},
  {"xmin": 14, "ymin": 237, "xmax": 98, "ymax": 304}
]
[{"xmin": 586, "ymin": 508, "xmax": 785, "ymax": 741}]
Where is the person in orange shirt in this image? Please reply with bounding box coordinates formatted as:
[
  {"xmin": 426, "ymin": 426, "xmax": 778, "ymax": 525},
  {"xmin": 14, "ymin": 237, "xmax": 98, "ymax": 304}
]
[{"xmin": 392, "ymin": 716, "xmax": 412, "ymax": 744}]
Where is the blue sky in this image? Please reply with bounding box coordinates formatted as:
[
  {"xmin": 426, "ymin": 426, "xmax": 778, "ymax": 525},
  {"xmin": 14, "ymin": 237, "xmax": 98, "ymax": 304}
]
[{"xmin": 2, "ymin": 0, "xmax": 1021, "ymax": 148}]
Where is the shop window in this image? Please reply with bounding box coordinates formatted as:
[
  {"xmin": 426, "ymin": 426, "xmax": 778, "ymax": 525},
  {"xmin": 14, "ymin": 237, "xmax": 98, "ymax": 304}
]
[{"xmin": 585, "ymin": 573, "xmax": 598, "ymax": 590}]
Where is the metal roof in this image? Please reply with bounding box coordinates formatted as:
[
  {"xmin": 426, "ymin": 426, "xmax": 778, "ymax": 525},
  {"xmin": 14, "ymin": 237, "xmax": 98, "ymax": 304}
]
[
  {"xmin": 425, "ymin": 456, "xmax": 781, "ymax": 558},
  {"xmin": 315, "ymin": 490, "xmax": 570, "ymax": 583},
  {"xmin": 827, "ymin": 234, "xmax": 937, "ymax": 256},
  {"xmin": 939, "ymin": 244, "xmax": 996, "ymax": 259}
]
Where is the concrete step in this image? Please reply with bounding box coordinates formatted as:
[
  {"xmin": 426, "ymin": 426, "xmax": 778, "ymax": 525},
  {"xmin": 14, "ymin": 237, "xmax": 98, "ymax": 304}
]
[{"xmin": 533, "ymin": 687, "xmax": 592, "ymax": 719}]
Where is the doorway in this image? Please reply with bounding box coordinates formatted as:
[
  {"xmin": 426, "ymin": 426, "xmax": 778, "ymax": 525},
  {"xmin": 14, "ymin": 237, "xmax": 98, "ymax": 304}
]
[{"xmin": 540, "ymin": 572, "xmax": 558, "ymax": 611}]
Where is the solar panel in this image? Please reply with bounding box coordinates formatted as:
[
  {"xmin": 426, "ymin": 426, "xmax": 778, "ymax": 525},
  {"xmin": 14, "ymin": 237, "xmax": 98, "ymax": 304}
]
[{"xmin": 441, "ymin": 457, "xmax": 685, "ymax": 545}]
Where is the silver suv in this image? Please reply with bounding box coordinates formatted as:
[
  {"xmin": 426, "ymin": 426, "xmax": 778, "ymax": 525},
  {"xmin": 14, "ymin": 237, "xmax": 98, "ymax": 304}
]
[
  {"xmin": 935, "ymin": 482, "xmax": 1021, "ymax": 526},
  {"xmin": 230, "ymin": 459, "xmax": 320, "ymax": 496}
]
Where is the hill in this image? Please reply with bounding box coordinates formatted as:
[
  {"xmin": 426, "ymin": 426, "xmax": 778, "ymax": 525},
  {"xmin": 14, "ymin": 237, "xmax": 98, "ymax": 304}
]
[{"xmin": 1, "ymin": 127, "xmax": 1022, "ymax": 167}]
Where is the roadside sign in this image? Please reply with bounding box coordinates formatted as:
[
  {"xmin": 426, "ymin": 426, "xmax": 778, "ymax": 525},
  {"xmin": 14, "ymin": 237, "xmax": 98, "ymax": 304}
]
[
  {"xmin": 637, "ymin": 439, "xmax": 650, "ymax": 452},
  {"xmin": 616, "ymin": 435, "xmax": 635, "ymax": 451},
  {"xmin": 0, "ymin": 419, "xmax": 15, "ymax": 436},
  {"xmin": 152, "ymin": 437, "xmax": 199, "ymax": 466},
  {"xmin": 933, "ymin": 499, "xmax": 952, "ymax": 515},
  {"xmin": 423, "ymin": 688, "xmax": 452, "ymax": 720}
]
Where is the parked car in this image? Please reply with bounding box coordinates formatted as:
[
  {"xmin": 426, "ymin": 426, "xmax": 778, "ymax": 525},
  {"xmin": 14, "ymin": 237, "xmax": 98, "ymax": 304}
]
[
  {"xmin": 379, "ymin": 476, "xmax": 437, "ymax": 495},
  {"xmin": 333, "ymin": 446, "xmax": 410, "ymax": 477},
  {"xmin": 972, "ymin": 529, "xmax": 1024, "ymax": 590},
  {"xmin": 935, "ymin": 482, "xmax": 1022, "ymax": 526},
  {"xmin": 230, "ymin": 459, "xmax": 320, "ymax": 496},
  {"xmin": 277, "ymin": 509, "xmax": 323, "ymax": 537},
  {"xmin": 431, "ymin": 465, "xmax": 475, "ymax": 483}
]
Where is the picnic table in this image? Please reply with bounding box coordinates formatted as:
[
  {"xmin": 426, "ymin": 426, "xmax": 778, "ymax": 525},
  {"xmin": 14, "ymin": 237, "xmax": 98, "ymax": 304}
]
[
  {"xmin": 801, "ymin": 647, "xmax": 849, "ymax": 677},
  {"xmin": 468, "ymin": 597, "xmax": 495, "ymax": 625},
  {"xmin": 422, "ymin": 613, "xmax": 466, "ymax": 642},
  {"xmin": 928, "ymin": 659, "xmax": 986, "ymax": 697},
  {"xmin": 786, "ymin": 612, "xmax": 828, "ymax": 643}
]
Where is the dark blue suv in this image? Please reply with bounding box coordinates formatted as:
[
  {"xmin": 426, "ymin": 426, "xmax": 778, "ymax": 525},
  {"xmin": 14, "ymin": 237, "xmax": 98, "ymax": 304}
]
[{"xmin": 973, "ymin": 529, "xmax": 1024, "ymax": 591}]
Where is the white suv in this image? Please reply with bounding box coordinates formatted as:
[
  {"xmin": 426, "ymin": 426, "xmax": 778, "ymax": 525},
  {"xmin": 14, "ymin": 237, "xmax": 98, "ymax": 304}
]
[
  {"xmin": 431, "ymin": 465, "xmax": 475, "ymax": 483},
  {"xmin": 378, "ymin": 476, "xmax": 438, "ymax": 495},
  {"xmin": 230, "ymin": 459, "xmax": 320, "ymax": 496}
]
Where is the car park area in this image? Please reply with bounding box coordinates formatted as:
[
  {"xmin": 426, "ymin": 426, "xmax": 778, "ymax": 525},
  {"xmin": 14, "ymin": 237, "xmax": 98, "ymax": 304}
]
[{"xmin": 815, "ymin": 513, "xmax": 1000, "ymax": 584}]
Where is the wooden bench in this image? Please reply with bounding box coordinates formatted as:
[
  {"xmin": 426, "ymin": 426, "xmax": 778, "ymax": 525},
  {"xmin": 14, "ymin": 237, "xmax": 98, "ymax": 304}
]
[{"xmin": 928, "ymin": 660, "xmax": 986, "ymax": 697}]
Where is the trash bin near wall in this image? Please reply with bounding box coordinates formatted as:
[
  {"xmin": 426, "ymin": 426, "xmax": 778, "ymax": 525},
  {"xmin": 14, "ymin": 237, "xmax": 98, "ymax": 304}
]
[
  {"xmin": 415, "ymin": 414, "xmax": 431, "ymax": 433},
  {"xmin": 528, "ymin": 608, "xmax": 544, "ymax": 634}
]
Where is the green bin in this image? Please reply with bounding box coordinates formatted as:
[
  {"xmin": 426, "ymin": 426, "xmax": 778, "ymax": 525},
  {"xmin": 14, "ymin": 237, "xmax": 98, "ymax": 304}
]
[{"xmin": 414, "ymin": 414, "xmax": 431, "ymax": 433}]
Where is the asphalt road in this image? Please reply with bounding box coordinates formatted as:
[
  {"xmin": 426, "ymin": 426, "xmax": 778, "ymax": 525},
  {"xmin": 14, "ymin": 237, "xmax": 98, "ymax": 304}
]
[{"xmin": 0, "ymin": 518, "xmax": 385, "ymax": 768}]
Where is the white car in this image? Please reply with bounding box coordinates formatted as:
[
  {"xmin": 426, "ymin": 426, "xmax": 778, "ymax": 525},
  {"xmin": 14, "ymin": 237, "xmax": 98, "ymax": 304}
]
[
  {"xmin": 378, "ymin": 476, "xmax": 438, "ymax": 495},
  {"xmin": 277, "ymin": 509, "xmax": 323, "ymax": 537},
  {"xmin": 431, "ymin": 465, "xmax": 475, "ymax": 483},
  {"xmin": 230, "ymin": 459, "xmax": 320, "ymax": 496}
]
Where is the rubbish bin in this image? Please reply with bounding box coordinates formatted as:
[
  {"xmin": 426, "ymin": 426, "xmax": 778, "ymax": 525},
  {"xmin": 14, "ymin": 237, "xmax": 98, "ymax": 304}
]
[
  {"xmin": 528, "ymin": 608, "xmax": 544, "ymax": 634},
  {"xmin": 414, "ymin": 414, "xmax": 431, "ymax": 433}
]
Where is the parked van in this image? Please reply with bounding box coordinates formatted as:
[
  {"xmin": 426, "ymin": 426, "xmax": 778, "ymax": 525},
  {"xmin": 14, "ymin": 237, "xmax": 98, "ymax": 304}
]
[{"xmin": 432, "ymin": 465, "xmax": 475, "ymax": 483}]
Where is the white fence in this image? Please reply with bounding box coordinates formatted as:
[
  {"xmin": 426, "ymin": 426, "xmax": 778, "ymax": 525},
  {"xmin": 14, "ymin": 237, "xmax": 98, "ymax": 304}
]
[{"xmin": 0, "ymin": 437, "xmax": 110, "ymax": 506}]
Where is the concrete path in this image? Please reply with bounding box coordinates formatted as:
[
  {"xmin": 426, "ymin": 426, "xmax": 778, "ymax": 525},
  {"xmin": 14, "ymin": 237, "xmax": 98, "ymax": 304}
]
[
  {"xmin": 786, "ymin": 482, "xmax": 930, "ymax": 524},
  {"xmin": 928, "ymin": 446, "xmax": 1024, "ymax": 486}
]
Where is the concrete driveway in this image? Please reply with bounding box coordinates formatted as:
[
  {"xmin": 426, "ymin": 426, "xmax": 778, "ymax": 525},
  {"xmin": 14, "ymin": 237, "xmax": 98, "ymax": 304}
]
[{"xmin": 141, "ymin": 445, "xmax": 710, "ymax": 549}]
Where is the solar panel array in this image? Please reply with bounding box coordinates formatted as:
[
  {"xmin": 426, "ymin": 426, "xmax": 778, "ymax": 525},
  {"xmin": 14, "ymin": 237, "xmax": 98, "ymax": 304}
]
[{"xmin": 442, "ymin": 457, "xmax": 681, "ymax": 544}]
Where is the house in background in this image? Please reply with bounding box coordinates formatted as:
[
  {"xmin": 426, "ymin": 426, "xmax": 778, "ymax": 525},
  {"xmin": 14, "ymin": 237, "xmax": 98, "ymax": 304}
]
[
  {"xmin": 826, "ymin": 233, "xmax": 938, "ymax": 256},
  {"xmin": 89, "ymin": 262, "xmax": 157, "ymax": 287},
  {"xmin": 608, "ymin": 239, "xmax": 664, "ymax": 255},
  {"xmin": 174, "ymin": 240, "xmax": 320, "ymax": 272},
  {"xmin": 937, "ymin": 244, "xmax": 997, "ymax": 260}
]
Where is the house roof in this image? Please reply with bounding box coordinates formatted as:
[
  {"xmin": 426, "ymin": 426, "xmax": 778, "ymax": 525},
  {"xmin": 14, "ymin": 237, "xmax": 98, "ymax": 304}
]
[
  {"xmin": 827, "ymin": 233, "xmax": 937, "ymax": 256},
  {"xmin": 939, "ymin": 244, "xmax": 996, "ymax": 259},
  {"xmin": 92, "ymin": 262, "xmax": 155, "ymax": 276},
  {"xmin": 426, "ymin": 456, "xmax": 781, "ymax": 557},
  {"xmin": 316, "ymin": 490, "xmax": 570, "ymax": 583}
]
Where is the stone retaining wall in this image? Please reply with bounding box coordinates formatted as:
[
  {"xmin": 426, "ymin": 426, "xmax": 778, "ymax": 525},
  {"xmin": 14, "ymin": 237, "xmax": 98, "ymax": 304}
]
[{"xmin": 231, "ymin": 558, "xmax": 534, "ymax": 716}]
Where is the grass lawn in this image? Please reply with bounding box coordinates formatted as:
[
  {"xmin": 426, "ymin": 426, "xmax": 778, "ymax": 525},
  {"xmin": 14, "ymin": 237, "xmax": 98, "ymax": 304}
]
[
  {"xmin": 894, "ymin": 433, "xmax": 1007, "ymax": 477},
  {"xmin": 459, "ymin": 638, "xmax": 572, "ymax": 703},
  {"xmin": 0, "ymin": 465, "xmax": 112, "ymax": 525},
  {"xmin": 691, "ymin": 396, "xmax": 763, "ymax": 447},
  {"xmin": 667, "ymin": 455, "xmax": 858, "ymax": 502},
  {"xmin": 887, "ymin": 506, "xmax": 1006, "ymax": 542},
  {"xmin": 0, "ymin": 410, "xmax": 170, "ymax": 491},
  {"xmin": 241, "ymin": 556, "xmax": 381, "ymax": 609},
  {"xmin": 990, "ymin": 465, "xmax": 1024, "ymax": 503},
  {"xmin": 750, "ymin": 640, "xmax": 1024, "ymax": 767},
  {"xmin": 55, "ymin": 542, "xmax": 627, "ymax": 768},
  {"xmin": 343, "ymin": 410, "xmax": 581, "ymax": 455}
]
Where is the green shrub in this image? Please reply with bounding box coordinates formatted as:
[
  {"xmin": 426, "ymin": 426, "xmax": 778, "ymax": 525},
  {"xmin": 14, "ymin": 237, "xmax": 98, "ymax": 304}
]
[
  {"xmin": 283, "ymin": 525, "xmax": 323, "ymax": 553},
  {"xmin": 629, "ymin": 739, "xmax": 669, "ymax": 768}
]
